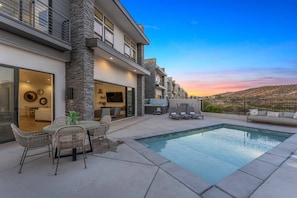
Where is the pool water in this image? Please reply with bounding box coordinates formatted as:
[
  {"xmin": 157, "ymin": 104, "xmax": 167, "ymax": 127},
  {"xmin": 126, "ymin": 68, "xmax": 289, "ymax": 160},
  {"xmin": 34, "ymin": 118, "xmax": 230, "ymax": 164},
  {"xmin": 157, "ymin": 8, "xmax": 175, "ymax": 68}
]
[{"xmin": 138, "ymin": 124, "xmax": 291, "ymax": 184}]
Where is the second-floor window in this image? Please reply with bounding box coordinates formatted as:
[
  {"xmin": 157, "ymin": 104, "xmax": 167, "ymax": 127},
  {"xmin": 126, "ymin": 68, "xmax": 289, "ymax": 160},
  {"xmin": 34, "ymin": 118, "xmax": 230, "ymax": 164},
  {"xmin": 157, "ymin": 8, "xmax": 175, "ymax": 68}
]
[
  {"xmin": 124, "ymin": 35, "xmax": 136, "ymax": 61},
  {"xmin": 94, "ymin": 7, "xmax": 114, "ymax": 47}
]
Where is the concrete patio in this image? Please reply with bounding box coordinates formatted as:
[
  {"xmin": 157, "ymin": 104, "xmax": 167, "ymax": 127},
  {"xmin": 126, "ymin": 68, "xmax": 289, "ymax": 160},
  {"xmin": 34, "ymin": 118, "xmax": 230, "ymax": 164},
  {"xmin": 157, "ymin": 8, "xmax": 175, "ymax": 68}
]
[{"xmin": 1, "ymin": 114, "xmax": 297, "ymax": 198}]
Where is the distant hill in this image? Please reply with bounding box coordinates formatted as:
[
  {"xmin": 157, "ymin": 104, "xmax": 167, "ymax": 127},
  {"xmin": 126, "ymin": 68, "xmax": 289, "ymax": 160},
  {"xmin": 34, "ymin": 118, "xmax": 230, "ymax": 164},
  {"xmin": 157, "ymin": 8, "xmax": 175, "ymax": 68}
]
[{"xmin": 213, "ymin": 84, "xmax": 297, "ymax": 98}]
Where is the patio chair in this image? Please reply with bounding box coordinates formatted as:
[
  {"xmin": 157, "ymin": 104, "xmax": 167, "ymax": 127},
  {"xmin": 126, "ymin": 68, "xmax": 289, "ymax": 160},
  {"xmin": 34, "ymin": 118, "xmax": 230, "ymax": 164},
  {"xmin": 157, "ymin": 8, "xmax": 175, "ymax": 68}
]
[
  {"xmin": 178, "ymin": 105, "xmax": 192, "ymax": 120},
  {"xmin": 89, "ymin": 115, "xmax": 111, "ymax": 150},
  {"xmin": 111, "ymin": 107, "xmax": 121, "ymax": 118},
  {"xmin": 53, "ymin": 125, "xmax": 87, "ymax": 175},
  {"xmin": 168, "ymin": 107, "xmax": 182, "ymax": 120},
  {"xmin": 101, "ymin": 108, "xmax": 110, "ymax": 118},
  {"xmin": 10, "ymin": 123, "xmax": 52, "ymax": 173},
  {"xmin": 186, "ymin": 106, "xmax": 204, "ymax": 119}
]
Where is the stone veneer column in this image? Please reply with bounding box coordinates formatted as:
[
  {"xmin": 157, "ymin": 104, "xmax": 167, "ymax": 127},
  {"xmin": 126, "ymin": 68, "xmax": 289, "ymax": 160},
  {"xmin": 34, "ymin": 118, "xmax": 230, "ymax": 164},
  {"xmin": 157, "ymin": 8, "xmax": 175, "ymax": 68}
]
[
  {"xmin": 66, "ymin": 0, "xmax": 94, "ymax": 120},
  {"xmin": 137, "ymin": 43, "xmax": 145, "ymax": 116}
]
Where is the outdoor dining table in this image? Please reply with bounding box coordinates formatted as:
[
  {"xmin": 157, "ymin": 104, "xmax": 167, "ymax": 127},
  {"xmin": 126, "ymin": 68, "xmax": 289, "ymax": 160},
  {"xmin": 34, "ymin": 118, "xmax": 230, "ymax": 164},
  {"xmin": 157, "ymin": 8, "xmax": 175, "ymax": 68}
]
[{"xmin": 43, "ymin": 120, "xmax": 100, "ymax": 161}]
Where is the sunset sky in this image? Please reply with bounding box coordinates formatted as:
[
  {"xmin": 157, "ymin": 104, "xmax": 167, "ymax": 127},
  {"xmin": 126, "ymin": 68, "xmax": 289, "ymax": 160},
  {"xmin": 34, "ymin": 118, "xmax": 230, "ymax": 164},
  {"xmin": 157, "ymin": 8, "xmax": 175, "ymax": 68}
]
[{"xmin": 121, "ymin": 0, "xmax": 297, "ymax": 96}]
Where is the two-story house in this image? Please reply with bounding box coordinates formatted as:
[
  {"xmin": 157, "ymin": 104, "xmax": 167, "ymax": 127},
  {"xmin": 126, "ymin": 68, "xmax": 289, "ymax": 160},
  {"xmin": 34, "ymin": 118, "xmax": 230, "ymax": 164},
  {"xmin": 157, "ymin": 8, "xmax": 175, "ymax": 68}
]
[{"xmin": 0, "ymin": 0, "xmax": 150, "ymax": 143}]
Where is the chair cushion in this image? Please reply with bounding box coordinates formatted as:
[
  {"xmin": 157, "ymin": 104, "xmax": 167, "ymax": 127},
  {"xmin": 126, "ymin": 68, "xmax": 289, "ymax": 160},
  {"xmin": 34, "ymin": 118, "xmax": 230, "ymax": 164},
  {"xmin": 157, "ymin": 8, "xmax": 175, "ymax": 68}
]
[{"xmin": 249, "ymin": 109, "xmax": 258, "ymax": 116}]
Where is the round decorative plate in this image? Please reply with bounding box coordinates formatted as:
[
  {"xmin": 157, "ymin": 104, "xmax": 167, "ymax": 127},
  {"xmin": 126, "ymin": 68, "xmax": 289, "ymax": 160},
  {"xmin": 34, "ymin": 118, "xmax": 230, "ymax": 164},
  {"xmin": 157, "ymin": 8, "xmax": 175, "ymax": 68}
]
[
  {"xmin": 37, "ymin": 89, "xmax": 44, "ymax": 95},
  {"xmin": 39, "ymin": 97, "xmax": 48, "ymax": 105},
  {"xmin": 24, "ymin": 91, "xmax": 37, "ymax": 102}
]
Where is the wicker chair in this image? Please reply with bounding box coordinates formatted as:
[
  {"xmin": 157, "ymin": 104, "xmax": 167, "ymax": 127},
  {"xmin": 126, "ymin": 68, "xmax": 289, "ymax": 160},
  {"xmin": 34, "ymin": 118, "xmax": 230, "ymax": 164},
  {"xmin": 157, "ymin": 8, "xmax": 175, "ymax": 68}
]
[
  {"xmin": 53, "ymin": 125, "xmax": 87, "ymax": 175},
  {"xmin": 10, "ymin": 123, "xmax": 52, "ymax": 173},
  {"xmin": 89, "ymin": 115, "xmax": 111, "ymax": 150}
]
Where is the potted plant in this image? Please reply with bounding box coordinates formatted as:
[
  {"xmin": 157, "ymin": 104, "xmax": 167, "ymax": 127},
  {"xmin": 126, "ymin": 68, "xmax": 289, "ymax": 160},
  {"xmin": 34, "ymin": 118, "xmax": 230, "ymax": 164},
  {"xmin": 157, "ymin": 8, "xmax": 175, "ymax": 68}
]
[{"xmin": 68, "ymin": 110, "xmax": 79, "ymax": 125}]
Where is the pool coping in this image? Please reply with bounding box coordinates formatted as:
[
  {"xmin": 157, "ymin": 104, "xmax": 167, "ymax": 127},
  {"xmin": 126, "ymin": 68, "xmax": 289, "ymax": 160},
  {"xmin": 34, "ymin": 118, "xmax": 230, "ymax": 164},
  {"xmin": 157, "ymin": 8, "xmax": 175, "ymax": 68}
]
[{"xmin": 121, "ymin": 123, "xmax": 297, "ymax": 197}]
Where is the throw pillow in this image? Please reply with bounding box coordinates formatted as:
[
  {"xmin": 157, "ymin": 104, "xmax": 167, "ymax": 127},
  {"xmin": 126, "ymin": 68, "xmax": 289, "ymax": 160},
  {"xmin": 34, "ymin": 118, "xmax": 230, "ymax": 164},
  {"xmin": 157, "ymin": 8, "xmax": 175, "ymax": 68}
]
[
  {"xmin": 293, "ymin": 112, "xmax": 297, "ymax": 119},
  {"xmin": 283, "ymin": 112, "xmax": 295, "ymax": 118},
  {"xmin": 249, "ymin": 109, "xmax": 258, "ymax": 116},
  {"xmin": 258, "ymin": 111, "xmax": 267, "ymax": 116},
  {"xmin": 267, "ymin": 111, "xmax": 279, "ymax": 117}
]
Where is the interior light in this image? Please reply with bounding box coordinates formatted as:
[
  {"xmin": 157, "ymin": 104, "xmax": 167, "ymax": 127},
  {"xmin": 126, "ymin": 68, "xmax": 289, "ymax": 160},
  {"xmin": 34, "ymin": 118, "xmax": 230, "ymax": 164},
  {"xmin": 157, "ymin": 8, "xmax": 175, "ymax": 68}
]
[
  {"xmin": 27, "ymin": 80, "xmax": 30, "ymax": 83},
  {"xmin": 109, "ymin": 57, "xmax": 113, "ymax": 60}
]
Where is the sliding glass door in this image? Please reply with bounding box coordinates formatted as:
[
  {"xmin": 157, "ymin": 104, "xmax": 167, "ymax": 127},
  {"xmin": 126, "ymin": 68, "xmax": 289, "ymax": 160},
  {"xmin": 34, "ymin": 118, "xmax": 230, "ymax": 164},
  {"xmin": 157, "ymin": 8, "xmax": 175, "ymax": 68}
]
[
  {"xmin": 0, "ymin": 66, "xmax": 16, "ymax": 143},
  {"xmin": 126, "ymin": 87, "xmax": 134, "ymax": 117}
]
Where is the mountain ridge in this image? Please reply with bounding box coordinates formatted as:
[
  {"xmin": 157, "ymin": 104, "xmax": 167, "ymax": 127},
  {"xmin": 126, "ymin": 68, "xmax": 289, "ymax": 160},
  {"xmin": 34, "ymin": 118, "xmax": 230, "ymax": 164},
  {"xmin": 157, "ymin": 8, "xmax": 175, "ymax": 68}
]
[{"xmin": 213, "ymin": 84, "xmax": 297, "ymax": 98}]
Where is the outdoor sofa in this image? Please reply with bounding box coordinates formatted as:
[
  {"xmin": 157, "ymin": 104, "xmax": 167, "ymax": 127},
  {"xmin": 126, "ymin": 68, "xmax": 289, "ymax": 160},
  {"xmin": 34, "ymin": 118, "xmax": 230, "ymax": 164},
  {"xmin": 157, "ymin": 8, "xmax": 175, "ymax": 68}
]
[{"xmin": 247, "ymin": 109, "xmax": 297, "ymax": 126}]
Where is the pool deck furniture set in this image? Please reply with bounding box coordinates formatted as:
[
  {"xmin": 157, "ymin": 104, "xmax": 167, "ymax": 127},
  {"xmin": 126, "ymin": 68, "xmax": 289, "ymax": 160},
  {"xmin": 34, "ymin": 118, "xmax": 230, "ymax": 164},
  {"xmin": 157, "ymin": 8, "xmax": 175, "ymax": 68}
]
[
  {"xmin": 12, "ymin": 117, "xmax": 111, "ymax": 175},
  {"xmin": 168, "ymin": 106, "xmax": 204, "ymax": 120},
  {"xmin": 247, "ymin": 109, "xmax": 297, "ymax": 126}
]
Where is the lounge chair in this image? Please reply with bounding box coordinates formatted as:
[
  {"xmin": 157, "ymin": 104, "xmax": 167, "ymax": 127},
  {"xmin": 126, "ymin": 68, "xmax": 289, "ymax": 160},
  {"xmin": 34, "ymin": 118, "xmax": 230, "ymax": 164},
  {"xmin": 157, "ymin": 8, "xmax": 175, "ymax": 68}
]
[
  {"xmin": 187, "ymin": 106, "xmax": 204, "ymax": 119},
  {"xmin": 168, "ymin": 107, "xmax": 181, "ymax": 120},
  {"xmin": 178, "ymin": 105, "xmax": 192, "ymax": 119}
]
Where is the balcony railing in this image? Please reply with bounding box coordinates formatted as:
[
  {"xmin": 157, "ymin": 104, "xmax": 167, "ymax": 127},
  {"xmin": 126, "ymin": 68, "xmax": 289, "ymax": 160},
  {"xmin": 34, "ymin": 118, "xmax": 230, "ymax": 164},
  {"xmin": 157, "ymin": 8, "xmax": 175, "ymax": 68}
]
[{"xmin": 0, "ymin": 0, "xmax": 70, "ymax": 43}]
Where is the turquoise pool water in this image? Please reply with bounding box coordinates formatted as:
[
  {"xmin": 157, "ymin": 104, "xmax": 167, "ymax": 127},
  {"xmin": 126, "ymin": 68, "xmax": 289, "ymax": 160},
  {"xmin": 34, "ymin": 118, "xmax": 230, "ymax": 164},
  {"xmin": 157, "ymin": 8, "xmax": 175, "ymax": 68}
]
[{"xmin": 138, "ymin": 124, "xmax": 291, "ymax": 184}]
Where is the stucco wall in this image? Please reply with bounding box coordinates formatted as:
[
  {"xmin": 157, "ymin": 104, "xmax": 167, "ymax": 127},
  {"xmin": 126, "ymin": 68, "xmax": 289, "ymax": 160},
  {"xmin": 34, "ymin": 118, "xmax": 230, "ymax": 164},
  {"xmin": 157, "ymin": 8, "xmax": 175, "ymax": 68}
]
[{"xmin": 0, "ymin": 43, "xmax": 66, "ymax": 118}]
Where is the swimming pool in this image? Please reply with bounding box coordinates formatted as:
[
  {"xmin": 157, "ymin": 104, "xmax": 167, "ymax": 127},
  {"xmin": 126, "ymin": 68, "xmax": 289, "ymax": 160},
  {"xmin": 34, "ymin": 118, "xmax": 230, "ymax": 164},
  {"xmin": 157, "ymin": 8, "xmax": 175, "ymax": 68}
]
[{"xmin": 137, "ymin": 124, "xmax": 291, "ymax": 184}]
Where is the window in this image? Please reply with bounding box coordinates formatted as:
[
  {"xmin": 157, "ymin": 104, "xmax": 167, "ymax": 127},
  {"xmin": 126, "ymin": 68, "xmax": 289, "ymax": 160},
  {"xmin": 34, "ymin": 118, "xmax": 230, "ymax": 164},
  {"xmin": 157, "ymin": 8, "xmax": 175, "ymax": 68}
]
[
  {"xmin": 94, "ymin": 7, "xmax": 103, "ymax": 40},
  {"xmin": 94, "ymin": 7, "xmax": 103, "ymax": 21},
  {"xmin": 104, "ymin": 28, "xmax": 114, "ymax": 47},
  {"xmin": 93, "ymin": 8, "xmax": 114, "ymax": 46},
  {"xmin": 124, "ymin": 35, "xmax": 136, "ymax": 61},
  {"xmin": 94, "ymin": 19, "xmax": 103, "ymax": 39}
]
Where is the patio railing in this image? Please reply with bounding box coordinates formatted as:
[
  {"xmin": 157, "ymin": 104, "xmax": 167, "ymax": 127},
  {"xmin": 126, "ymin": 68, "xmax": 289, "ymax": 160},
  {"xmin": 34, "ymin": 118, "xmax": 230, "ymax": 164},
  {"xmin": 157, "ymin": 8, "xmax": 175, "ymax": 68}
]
[{"xmin": 203, "ymin": 97, "xmax": 297, "ymax": 115}]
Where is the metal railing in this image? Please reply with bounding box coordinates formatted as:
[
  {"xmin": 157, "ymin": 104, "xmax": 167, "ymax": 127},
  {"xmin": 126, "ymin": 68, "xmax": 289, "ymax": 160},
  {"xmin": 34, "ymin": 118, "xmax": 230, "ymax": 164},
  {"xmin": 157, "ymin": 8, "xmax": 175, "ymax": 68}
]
[
  {"xmin": 0, "ymin": 0, "xmax": 70, "ymax": 43},
  {"xmin": 204, "ymin": 97, "xmax": 297, "ymax": 115}
]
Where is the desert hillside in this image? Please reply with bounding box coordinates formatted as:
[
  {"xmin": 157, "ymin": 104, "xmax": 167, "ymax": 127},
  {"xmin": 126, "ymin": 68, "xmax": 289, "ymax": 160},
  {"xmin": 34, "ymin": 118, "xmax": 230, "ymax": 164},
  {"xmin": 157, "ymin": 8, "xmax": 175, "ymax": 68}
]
[{"xmin": 213, "ymin": 84, "xmax": 297, "ymax": 99}]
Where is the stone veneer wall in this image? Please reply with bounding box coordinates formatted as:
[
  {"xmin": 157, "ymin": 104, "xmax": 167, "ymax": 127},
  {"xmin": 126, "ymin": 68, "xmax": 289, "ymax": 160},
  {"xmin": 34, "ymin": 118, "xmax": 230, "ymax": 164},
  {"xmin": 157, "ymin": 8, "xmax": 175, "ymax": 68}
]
[
  {"xmin": 144, "ymin": 58, "xmax": 157, "ymax": 99},
  {"xmin": 137, "ymin": 43, "xmax": 145, "ymax": 116},
  {"xmin": 66, "ymin": 0, "xmax": 94, "ymax": 120}
]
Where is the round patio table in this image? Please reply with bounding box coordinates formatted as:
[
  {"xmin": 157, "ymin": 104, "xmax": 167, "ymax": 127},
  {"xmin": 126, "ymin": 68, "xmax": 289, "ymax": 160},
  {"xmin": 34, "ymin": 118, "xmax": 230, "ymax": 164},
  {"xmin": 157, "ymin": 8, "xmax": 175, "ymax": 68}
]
[{"xmin": 43, "ymin": 121, "xmax": 100, "ymax": 160}]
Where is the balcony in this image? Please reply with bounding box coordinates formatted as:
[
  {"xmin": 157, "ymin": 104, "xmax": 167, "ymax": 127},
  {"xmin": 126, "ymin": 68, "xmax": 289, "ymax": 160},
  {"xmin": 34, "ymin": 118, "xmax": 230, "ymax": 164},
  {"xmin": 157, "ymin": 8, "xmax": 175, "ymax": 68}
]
[{"xmin": 0, "ymin": 0, "xmax": 71, "ymax": 51}]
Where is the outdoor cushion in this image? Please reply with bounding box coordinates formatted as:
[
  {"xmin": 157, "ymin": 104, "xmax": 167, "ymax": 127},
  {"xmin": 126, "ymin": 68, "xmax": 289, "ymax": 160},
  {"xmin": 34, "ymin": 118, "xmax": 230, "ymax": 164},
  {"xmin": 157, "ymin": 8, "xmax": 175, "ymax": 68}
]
[
  {"xmin": 293, "ymin": 112, "xmax": 297, "ymax": 119},
  {"xmin": 258, "ymin": 111, "xmax": 267, "ymax": 116},
  {"xmin": 283, "ymin": 112, "xmax": 295, "ymax": 118},
  {"xmin": 250, "ymin": 109, "xmax": 258, "ymax": 116},
  {"xmin": 267, "ymin": 111, "xmax": 279, "ymax": 117}
]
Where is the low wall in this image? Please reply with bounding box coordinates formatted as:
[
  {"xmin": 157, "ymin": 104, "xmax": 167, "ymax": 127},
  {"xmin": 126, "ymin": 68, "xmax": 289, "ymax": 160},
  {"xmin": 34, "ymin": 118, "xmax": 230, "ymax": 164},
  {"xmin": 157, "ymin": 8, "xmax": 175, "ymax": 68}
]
[
  {"xmin": 202, "ymin": 112, "xmax": 247, "ymax": 121},
  {"xmin": 169, "ymin": 99, "xmax": 202, "ymax": 112}
]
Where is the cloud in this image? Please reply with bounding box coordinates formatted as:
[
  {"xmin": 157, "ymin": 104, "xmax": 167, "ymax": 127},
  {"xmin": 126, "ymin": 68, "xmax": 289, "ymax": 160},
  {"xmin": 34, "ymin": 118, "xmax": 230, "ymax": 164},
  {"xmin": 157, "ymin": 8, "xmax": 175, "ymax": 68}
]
[
  {"xmin": 143, "ymin": 25, "xmax": 160, "ymax": 30},
  {"xmin": 178, "ymin": 67, "xmax": 297, "ymax": 96}
]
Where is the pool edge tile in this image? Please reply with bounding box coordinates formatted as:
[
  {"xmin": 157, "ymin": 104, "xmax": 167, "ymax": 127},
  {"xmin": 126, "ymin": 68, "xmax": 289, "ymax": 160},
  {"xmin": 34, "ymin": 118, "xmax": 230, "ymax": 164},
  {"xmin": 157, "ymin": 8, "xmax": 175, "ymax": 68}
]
[{"xmin": 160, "ymin": 162, "xmax": 212, "ymax": 195}]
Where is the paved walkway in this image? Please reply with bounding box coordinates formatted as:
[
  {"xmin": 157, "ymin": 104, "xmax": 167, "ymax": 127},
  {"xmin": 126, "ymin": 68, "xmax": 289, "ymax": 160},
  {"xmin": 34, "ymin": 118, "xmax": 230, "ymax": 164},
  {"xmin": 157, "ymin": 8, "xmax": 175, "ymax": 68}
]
[{"xmin": 0, "ymin": 114, "xmax": 297, "ymax": 198}]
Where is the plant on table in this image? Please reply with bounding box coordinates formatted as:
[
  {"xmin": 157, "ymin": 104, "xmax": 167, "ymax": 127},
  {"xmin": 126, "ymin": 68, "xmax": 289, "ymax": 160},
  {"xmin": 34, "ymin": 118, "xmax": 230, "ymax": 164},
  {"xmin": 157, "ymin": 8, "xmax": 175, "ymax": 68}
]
[{"xmin": 68, "ymin": 110, "xmax": 80, "ymax": 125}]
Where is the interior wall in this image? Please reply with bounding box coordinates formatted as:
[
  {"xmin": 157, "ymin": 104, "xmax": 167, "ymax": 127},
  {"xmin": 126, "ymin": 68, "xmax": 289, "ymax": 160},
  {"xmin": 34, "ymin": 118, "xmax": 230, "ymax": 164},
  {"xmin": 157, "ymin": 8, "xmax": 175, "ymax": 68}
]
[
  {"xmin": 94, "ymin": 82, "xmax": 125, "ymax": 110},
  {"xmin": 19, "ymin": 82, "xmax": 52, "ymax": 116}
]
